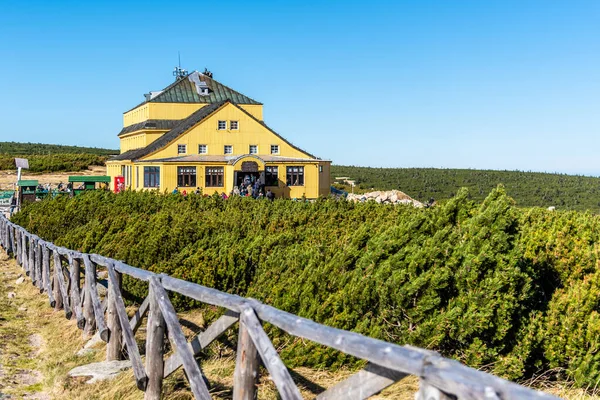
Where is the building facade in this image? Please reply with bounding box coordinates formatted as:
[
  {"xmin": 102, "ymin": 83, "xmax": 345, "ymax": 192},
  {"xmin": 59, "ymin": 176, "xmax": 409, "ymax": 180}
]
[{"xmin": 107, "ymin": 70, "xmax": 331, "ymax": 198}]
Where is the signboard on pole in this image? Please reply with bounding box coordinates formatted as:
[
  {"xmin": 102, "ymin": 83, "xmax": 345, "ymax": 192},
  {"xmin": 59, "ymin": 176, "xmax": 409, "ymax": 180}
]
[{"xmin": 15, "ymin": 158, "xmax": 29, "ymax": 169}]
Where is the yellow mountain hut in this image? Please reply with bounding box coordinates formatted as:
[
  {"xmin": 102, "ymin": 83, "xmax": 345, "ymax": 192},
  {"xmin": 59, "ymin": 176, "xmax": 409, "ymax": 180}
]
[{"xmin": 107, "ymin": 69, "xmax": 331, "ymax": 199}]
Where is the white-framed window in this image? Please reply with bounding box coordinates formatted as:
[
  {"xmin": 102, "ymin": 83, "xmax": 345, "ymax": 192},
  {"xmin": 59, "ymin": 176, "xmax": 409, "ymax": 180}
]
[
  {"xmin": 249, "ymin": 145, "xmax": 258, "ymax": 155},
  {"xmin": 177, "ymin": 144, "xmax": 187, "ymax": 154},
  {"xmin": 270, "ymin": 145, "xmax": 279, "ymax": 154},
  {"xmin": 224, "ymin": 145, "xmax": 233, "ymax": 154},
  {"xmin": 286, "ymin": 166, "xmax": 304, "ymax": 186},
  {"xmin": 230, "ymin": 120, "xmax": 239, "ymax": 130},
  {"xmin": 218, "ymin": 120, "xmax": 227, "ymax": 130},
  {"xmin": 198, "ymin": 144, "xmax": 207, "ymax": 154}
]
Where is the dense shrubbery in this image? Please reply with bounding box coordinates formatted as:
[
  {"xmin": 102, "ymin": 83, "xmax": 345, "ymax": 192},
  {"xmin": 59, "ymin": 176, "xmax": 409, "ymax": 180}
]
[
  {"xmin": 331, "ymin": 165, "xmax": 600, "ymax": 212},
  {"xmin": 0, "ymin": 154, "xmax": 108, "ymax": 173},
  {"xmin": 0, "ymin": 141, "xmax": 118, "ymax": 172},
  {"xmin": 12, "ymin": 189, "xmax": 600, "ymax": 387}
]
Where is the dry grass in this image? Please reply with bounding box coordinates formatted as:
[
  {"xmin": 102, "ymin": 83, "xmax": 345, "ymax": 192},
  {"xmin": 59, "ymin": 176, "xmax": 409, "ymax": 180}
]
[
  {"xmin": 0, "ymin": 253, "xmax": 597, "ymax": 399},
  {"xmin": 0, "ymin": 166, "xmax": 107, "ymax": 191}
]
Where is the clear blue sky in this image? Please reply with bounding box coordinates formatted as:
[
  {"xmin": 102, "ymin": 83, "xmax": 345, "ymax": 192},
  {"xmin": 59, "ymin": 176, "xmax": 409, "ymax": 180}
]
[{"xmin": 1, "ymin": 1, "xmax": 599, "ymax": 174}]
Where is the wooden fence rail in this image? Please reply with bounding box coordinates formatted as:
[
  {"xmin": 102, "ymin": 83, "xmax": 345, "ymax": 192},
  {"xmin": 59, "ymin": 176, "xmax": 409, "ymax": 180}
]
[{"xmin": 0, "ymin": 214, "xmax": 559, "ymax": 400}]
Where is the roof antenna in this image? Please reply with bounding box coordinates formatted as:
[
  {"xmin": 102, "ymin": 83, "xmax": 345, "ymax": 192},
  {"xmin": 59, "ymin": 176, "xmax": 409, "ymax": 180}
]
[
  {"xmin": 173, "ymin": 52, "xmax": 187, "ymax": 80},
  {"xmin": 203, "ymin": 67, "xmax": 213, "ymax": 78}
]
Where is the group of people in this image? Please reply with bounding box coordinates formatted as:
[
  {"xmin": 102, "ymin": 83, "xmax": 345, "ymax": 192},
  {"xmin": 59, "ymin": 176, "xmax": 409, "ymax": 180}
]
[
  {"xmin": 231, "ymin": 175, "xmax": 275, "ymax": 201},
  {"xmin": 171, "ymin": 174, "xmax": 276, "ymax": 201},
  {"xmin": 35, "ymin": 182, "xmax": 73, "ymax": 192}
]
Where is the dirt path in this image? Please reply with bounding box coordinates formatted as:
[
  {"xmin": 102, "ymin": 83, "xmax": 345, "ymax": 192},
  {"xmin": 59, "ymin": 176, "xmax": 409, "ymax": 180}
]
[{"xmin": 0, "ymin": 254, "xmax": 50, "ymax": 399}]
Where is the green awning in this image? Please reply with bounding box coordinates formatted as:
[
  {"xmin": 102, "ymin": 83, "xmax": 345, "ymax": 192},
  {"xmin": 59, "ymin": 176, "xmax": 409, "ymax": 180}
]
[
  {"xmin": 68, "ymin": 176, "xmax": 111, "ymax": 183},
  {"xmin": 17, "ymin": 180, "xmax": 38, "ymax": 187}
]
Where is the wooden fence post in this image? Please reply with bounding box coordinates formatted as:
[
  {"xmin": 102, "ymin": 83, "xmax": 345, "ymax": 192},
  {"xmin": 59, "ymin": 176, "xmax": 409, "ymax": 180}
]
[
  {"xmin": 83, "ymin": 255, "xmax": 108, "ymax": 341},
  {"xmin": 21, "ymin": 231, "xmax": 27, "ymax": 268},
  {"xmin": 42, "ymin": 245, "xmax": 55, "ymax": 307},
  {"xmin": 10, "ymin": 227, "xmax": 15, "ymax": 257},
  {"xmin": 53, "ymin": 251, "xmax": 64, "ymax": 311},
  {"xmin": 150, "ymin": 276, "xmax": 210, "ymax": 399},
  {"xmin": 36, "ymin": 242, "xmax": 43, "ymax": 292},
  {"xmin": 69, "ymin": 257, "xmax": 85, "ymax": 329},
  {"xmin": 11, "ymin": 227, "xmax": 17, "ymax": 259},
  {"xmin": 83, "ymin": 259, "xmax": 97, "ymax": 337},
  {"xmin": 31, "ymin": 239, "xmax": 37, "ymax": 285},
  {"xmin": 233, "ymin": 319, "xmax": 259, "ymax": 400},
  {"xmin": 415, "ymin": 379, "xmax": 455, "ymax": 400},
  {"xmin": 107, "ymin": 262, "xmax": 147, "ymax": 390},
  {"xmin": 22, "ymin": 233, "xmax": 27, "ymax": 271},
  {"xmin": 28, "ymin": 236, "xmax": 34, "ymax": 278},
  {"xmin": 145, "ymin": 281, "xmax": 166, "ymax": 400},
  {"xmin": 15, "ymin": 229, "xmax": 21, "ymax": 265},
  {"xmin": 6, "ymin": 223, "xmax": 12, "ymax": 255},
  {"xmin": 25, "ymin": 234, "xmax": 30, "ymax": 273},
  {"xmin": 53, "ymin": 252, "xmax": 74, "ymax": 319},
  {"xmin": 107, "ymin": 265, "xmax": 123, "ymax": 361}
]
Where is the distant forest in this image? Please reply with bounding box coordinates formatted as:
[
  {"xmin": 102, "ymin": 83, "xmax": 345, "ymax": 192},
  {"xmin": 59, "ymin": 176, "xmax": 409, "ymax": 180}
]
[
  {"xmin": 0, "ymin": 142, "xmax": 118, "ymax": 173},
  {"xmin": 331, "ymin": 165, "xmax": 600, "ymax": 212},
  {"xmin": 0, "ymin": 142, "xmax": 118, "ymax": 156}
]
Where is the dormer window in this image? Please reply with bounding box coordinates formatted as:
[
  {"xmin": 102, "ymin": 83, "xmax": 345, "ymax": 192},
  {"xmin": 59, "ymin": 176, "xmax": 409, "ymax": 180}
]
[
  {"xmin": 198, "ymin": 81, "xmax": 209, "ymax": 96},
  {"xmin": 193, "ymin": 79, "xmax": 210, "ymax": 97}
]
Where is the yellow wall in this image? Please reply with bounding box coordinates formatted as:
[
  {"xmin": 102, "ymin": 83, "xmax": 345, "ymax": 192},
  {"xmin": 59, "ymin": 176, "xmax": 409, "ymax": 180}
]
[
  {"xmin": 145, "ymin": 132, "xmax": 165, "ymax": 146},
  {"xmin": 123, "ymin": 103, "xmax": 205, "ymax": 127},
  {"xmin": 141, "ymin": 103, "xmax": 310, "ymax": 160},
  {"xmin": 123, "ymin": 104, "xmax": 150, "ymax": 127},
  {"xmin": 124, "ymin": 102, "xmax": 264, "ymax": 127},
  {"xmin": 238, "ymin": 104, "xmax": 263, "ymax": 120},
  {"xmin": 106, "ymin": 163, "xmax": 119, "ymax": 191},
  {"xmin": 120, "ymin": 130, "xmax": 170, "ymax": 153},
  {"xmin": 120, "ymin": 133, "xmax": 146, "ymax": 153},
  {"xmin": 107, "ymin": 160, "xmax": 331, "ymax": 198}
]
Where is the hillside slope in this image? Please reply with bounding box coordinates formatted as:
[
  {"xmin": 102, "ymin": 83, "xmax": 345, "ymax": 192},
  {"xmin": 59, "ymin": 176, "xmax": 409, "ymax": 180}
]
[
  {"xmin": 331, "ymin": 165, "xmax": 600, "ymax": 212},
  {"xmin": 0, "ymin": 142, "xmax": 117, "ymax": 156},
  {"xmin": 0, "ymin": 142, "xmax": 118, "ymax": 173}
]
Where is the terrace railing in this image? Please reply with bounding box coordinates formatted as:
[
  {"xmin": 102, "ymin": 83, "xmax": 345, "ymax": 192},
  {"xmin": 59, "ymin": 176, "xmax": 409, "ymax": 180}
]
[{"xmin": 0, "ymin": 214, "xmax": 559, "ymax": 400}]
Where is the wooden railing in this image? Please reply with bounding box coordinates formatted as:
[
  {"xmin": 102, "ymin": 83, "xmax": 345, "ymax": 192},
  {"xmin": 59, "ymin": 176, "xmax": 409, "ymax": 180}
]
[{"xmin": 0, "ymin": 214, "xmax": 559, "ymax": 400}]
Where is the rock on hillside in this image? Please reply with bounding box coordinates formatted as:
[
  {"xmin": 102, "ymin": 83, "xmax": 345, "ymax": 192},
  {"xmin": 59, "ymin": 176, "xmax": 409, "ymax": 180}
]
[{"xmin": 346, "ymin": 190, "xmax": 423, "ymax": 207}]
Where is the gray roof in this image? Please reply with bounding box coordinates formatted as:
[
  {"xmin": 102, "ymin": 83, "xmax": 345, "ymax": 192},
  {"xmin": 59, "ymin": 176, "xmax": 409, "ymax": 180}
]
[
  {"xmin": 118, "ymin": 119, "xmax": 182, "ymax": 137},
  {"xmin": 125, "ymin": 71, "xmax": 261, "ymax": 113},
  {"xmin": 111, "ymin": 100, "xmax": 318, "ymax": 162},
  {"xmin": 140, "ymin": 154, "xmax": 323, "ymax": 164},
  {"xmin": 111, "ymin": 101, "xmax": 227, "ymax": 161}
]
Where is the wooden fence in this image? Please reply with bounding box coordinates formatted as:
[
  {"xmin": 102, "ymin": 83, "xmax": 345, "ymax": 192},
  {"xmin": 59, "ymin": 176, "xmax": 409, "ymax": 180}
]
[{"xmin": 0, "ymin": 214, "xmax": 559, "ymax": 400}]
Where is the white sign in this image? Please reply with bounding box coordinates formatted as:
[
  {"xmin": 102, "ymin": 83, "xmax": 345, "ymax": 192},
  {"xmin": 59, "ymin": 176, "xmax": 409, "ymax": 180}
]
[{"xmin": 15, "ymin": 158, "xmax": 29, "ymax": 169}]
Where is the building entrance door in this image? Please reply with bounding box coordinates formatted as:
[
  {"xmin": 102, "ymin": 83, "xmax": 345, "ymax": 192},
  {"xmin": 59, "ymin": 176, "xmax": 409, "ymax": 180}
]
[{"xmin": 234, "ymin": 171, "xmax": 264, "ymax": 188}]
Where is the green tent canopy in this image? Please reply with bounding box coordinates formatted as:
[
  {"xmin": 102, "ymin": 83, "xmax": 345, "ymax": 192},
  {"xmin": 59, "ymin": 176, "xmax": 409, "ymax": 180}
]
[
  {"xmin": 17, "ymin": 180, "xmax": 38, "ymax": 187},
  {"xmin": 68, "ymin": 176, "xmax": 111, "ymax": 183}
]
